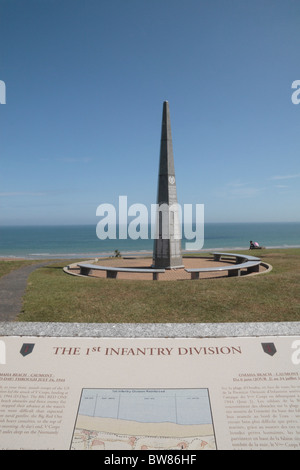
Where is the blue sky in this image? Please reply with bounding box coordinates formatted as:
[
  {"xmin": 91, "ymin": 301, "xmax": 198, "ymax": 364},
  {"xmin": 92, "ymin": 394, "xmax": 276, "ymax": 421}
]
[{"xmin": 0, "ymin": 0, "xmax": 299, "ymax": 225}]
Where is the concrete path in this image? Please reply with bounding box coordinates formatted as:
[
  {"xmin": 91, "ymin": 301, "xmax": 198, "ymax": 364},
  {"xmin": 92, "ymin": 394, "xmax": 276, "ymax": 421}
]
[{"xmin": 0, "ymin": 263, "xmax": 49, "ymax": 321}]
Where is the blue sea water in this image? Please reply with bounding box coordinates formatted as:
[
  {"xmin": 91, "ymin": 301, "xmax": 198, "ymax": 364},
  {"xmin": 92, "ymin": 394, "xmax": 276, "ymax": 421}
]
[{"xmin": 0, "ymin": 222, "xmax": 299, "ymax": 259}]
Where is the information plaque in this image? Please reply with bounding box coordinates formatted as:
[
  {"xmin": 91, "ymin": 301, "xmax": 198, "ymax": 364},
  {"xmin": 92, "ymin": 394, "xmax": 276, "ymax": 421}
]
[{"xmin": 0, "ymin": 335, "xmax": 300, "ymax": 450}]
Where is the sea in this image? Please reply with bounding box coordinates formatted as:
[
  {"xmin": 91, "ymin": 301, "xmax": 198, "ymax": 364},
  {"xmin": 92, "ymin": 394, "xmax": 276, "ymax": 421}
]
[{"xmin": 0, "ymin": 222, "xmax": 299, "ymax": 259}]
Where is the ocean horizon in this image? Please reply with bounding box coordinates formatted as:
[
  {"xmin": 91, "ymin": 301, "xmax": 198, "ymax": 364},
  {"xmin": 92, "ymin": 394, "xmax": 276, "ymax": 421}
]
[{"xmin": 0, "ymin": 222, "xmax": 299, "ymax": 259}]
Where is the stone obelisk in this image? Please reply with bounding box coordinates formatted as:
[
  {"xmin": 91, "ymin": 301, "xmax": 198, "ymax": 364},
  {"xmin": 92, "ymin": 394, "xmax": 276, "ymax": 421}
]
[{"xmin": 153, "ymin": 101, "xmax": 183, "ymax": 269}]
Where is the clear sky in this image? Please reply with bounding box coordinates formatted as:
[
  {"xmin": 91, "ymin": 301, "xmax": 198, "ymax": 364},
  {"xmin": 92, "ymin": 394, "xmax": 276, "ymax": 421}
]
[{"xmin": 0, "ymin": 0, "xmax": 299, "ymax": 225}]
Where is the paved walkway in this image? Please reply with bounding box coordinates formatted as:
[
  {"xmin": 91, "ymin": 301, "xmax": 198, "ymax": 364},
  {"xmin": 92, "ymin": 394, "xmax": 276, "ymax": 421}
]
[{"xmin": 0, "ymin": 263, "xmax": 49, "ymax": 321}]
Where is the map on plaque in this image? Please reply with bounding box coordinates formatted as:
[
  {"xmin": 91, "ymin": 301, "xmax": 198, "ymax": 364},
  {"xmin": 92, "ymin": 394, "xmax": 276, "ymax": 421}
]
[
  {"xmin": 0, "ymin": 335, "xmax": 300, "ymax": 450},
  {"xmin": 72, "ymin": 388, "xmax": 215, "ymax": 450}
]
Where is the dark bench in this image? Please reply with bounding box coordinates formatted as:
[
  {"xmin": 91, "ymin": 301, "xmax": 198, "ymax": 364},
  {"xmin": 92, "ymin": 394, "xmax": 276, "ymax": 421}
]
[
  {"xmin": 211, "ymin": 252, "xmax": 261, "ymax": 263},
  {"xmin": 77, "ymin": 263, "xmax": 165, "ymax": 280},
  {"xmin": 185, "ymin": 252, "xmax": 261, "ymax": 279},
  {"xmin": 185, "ymin": 260, "xmax": 261, "ymax": 279}
]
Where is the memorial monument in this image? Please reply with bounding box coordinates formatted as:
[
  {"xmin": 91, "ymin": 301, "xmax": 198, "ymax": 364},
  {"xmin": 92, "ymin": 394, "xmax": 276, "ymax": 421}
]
[{"xmin": 153, "ymin": 101, "xmax": 183, "ymax": 269}]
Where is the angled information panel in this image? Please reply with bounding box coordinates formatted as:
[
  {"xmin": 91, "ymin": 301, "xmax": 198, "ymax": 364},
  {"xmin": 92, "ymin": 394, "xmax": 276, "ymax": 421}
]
[{"xmin": 0, "ymin": 335, "xmax": 300, "ymax": 450}]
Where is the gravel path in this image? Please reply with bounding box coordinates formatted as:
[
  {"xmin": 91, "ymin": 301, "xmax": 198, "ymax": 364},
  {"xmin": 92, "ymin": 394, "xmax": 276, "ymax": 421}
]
[{"xmin": 0, "ymin": 263, "xmax": 49, "ymax": 321}]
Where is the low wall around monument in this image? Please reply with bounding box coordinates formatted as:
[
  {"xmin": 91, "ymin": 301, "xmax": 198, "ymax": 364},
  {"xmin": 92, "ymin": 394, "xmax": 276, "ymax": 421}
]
[{"xmin": 1, "ymin": 320, "xmax": 299, "ymax": 337}]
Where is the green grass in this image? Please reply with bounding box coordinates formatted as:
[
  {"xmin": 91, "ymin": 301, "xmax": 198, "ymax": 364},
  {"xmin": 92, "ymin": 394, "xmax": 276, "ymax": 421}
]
[
  {"xmin": 0, "ymin": 259, "xmax": 39, "ymax": 278},
  {"xmin": 12, "ymin": 248, "xmax": 300, "ymax": 323}
]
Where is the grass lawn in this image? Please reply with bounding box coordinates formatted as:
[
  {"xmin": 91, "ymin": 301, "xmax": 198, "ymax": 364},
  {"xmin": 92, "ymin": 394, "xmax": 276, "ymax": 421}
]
[
  {"xmin": 11, "ymin": 248, "xmax": 300, "ymax": 323},
  {"xmin": 0, "ymin": 259, "xmax": 40, "ymax": 278}
]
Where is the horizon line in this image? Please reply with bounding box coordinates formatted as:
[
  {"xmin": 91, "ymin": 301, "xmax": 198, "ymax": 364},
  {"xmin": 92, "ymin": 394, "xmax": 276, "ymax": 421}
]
[{"xmin": 1, "ymin": 220, "xmax": 300, "ymax": 228}]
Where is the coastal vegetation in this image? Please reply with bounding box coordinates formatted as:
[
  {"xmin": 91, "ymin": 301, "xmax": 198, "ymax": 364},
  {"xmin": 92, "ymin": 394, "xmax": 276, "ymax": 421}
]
[
  {"xmin": 1, "ymin": 248, "xmax": 299, "ymax": 324},
  {"xmin": 0, "ymin": 259, "xmax": 39, "ymax": 278}
]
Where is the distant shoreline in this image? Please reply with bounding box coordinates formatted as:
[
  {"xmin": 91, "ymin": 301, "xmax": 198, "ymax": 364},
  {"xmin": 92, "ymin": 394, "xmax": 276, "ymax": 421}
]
[
  {"xmin": 1, "ymin": 222, "xmax": 298, "ymax": 260},
  {"xmin": 1, "ymin": 244, "xmax": 300, "ymax": 261}
]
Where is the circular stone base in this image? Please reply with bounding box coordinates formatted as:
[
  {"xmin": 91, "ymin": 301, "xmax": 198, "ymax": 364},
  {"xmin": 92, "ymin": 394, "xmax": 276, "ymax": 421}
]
[{"xmin": 65, "ymin": 256, "xmax": 270, "ymax": 281}]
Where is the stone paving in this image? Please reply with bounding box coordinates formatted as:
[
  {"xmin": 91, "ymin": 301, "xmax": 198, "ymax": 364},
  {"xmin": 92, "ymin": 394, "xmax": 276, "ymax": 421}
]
[{"xmin": 0, "ymin": 262, "xmax": 49, "ymax": 321}]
